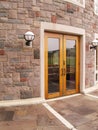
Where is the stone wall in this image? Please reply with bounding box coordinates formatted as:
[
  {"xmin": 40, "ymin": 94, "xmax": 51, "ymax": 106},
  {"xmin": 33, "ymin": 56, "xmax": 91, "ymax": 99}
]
[{"xmin": 0, "ymin": 0, "xmax": 97, "ymax": 100}]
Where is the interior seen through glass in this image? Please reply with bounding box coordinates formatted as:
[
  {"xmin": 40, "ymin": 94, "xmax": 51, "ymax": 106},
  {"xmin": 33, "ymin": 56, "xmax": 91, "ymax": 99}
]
[
  {"xmin": 48, "ymin": 38, "xmax": 76, "ymax": 94},
  {"xmin": 66, "ymin": 40, "xmax": 76, "ymax": 90},
  {"xmin": 48, "ymin": 38, "xmax": 59, "ymax": 93}
]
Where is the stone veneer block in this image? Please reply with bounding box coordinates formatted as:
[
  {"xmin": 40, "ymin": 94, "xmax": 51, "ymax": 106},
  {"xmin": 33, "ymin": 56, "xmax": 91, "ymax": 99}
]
[
  {"xmin": 0, "ymin": 111, "xmax": 14, "ymax": 121},
  {"xmin": 34, "ymin": 49, "xmax": 40, "ymax": 59},
  {"xmin": 20, "ymin": 90, "xmax": 33, "ymax": 99},
  {"xmin": 0, "ymin": 55, "xmax": 7, "ymax": 62}
]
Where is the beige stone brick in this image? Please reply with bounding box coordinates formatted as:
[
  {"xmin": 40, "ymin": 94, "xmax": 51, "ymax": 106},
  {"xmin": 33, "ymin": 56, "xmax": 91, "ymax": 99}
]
[
  {"xmin": 0, "ymin": 30, "xmax": 6, "ymax": 37},
  {"xmin": 8, "ymin": 52, "xmax": 17, "ymax": 59},
  {"xmin": 20, "ymin": 56, "xmax": 31, "ymax": 63},
  {"xmin": 17, "ymin": 8, "xmax": 27, "ymax": 14},
  {"xmin": 17, "ymin": 14, "xmax": 25, "ymax": 20},
  {"xmin": 32, "ymin": 7, "xmax": 40, "ymax": 11},
  {"xmin": 32, "ymin": 0, "xmax": 36, "ymax": 5},
  {"xmin": 18, "ymin": 3, "xmax": 23, "ymax": 8},
  {"xmin": 0, "ymin": 17, "xmax": 8, "ymax": 22},
  {"xmin": 0, "ymin": 72, "xmax": 3, "ymax": 78},
  {"xmin": 12, "ymin": 3, "xmax": 17, "ymax": 9},
  {"xmin": 8, "ymin": 10, "xmax": 17, "ymax": 19},
  {"xmin": 17, "ymin": 24, "xmax": 30, "ymax": 29},
  {"xmin": 51, "ymin": 15, "xmax": 57, "ymax": 23},
  {"xmin": 25, "ymin": 18, "xmax": 33, "ymax": 24},
  {"xmin": 33, "ymin": 21, "xmax": 40, "ymax": 27},
  {"xmin": 0, "ymin": 55, "xmax": 8, "ymax": 62},
  {"xmin": 0, "ymin": 1, "xmax": 11, "ymax": 9},
  {"xmin": 23, "ymin": 2, "xmax": 32, "ymax": 8},
  {"xmin": 1, "ymin": 78, "xmax": 12, "ymax": 85},
  {"xmin": 12, "ymin": 72, "xmax": 20, "ymax": 82},
  {"xmin": 0, "ymin": 63, "xmax": 3, "ymax": 71},
  {"xmin": 5, "ymin": 23, "xmax": 13, "ymax": 29},
  {"xmin": 40, "ymin": 0, "xmax": 52, "ymax": 4}
]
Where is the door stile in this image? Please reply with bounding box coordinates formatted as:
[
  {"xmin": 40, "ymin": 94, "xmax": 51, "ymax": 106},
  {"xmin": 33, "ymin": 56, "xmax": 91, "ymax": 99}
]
[
  {"xmin": 59, "ymin": 35, "xmax": 63, "ymax": 96},
  {"xmin": 63, "ymin": 36, "xmax": 67, "ymax": 95},
  {"xmin": 75, "ymin": 37, "xmax": 79, "ymax": 93}
]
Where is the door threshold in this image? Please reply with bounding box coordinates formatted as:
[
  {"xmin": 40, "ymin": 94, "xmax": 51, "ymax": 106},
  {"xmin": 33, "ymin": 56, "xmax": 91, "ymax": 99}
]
[{"xmin": 44, "ymin": 93, "xmax": 81, "ymax": 103}]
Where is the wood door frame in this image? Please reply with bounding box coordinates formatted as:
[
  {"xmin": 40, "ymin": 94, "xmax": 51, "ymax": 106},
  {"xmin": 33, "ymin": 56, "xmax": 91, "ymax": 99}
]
[{"xmin": 44, "ymin": 32, "xmax": 80, "ymax": 99}]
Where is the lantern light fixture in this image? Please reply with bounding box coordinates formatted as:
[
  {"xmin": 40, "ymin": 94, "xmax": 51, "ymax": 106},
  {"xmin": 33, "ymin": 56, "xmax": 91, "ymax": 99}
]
[
  {"xmin": 24, "ymin": 31, "xmax": 35, "ymax": 46},
  {"xmin": 90, "ymin": 39, "xmax": 98, "ymax": 50}
]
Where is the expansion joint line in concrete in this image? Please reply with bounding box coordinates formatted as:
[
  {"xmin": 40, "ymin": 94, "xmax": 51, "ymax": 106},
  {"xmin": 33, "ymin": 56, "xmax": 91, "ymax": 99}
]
[
  {"xmin": 86, "ymin": 94, "xmax": 98, "ymax": 99},
  {"xmin": 43, "ymin": 103, "xmax": 77, "ymax": 130}
]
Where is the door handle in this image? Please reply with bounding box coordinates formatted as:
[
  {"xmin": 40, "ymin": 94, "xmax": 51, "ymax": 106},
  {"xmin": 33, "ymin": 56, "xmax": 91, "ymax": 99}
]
[
  {"xmin": 63, "ymin": 68, "xmax": 66, "ymax": 75},
  {"xmin": 61, "ymin": 68, "xmax": 66, "ymax": 76},
  {"xmin": 61, "ymin": 68, "xmax": 63, "ymax": 76}
]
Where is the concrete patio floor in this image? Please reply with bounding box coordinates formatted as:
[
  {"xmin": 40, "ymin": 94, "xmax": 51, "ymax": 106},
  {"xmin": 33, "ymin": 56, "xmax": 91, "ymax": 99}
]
[{"xmin": 1, "ymin": 90, "xmax": 98, "ymax": 130}]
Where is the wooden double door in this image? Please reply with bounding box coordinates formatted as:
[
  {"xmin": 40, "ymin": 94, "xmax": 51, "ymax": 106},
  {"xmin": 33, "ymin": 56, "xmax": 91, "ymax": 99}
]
[{"xmin": 45, "ymin": 32, "xmax": 80, "ymax": 99}]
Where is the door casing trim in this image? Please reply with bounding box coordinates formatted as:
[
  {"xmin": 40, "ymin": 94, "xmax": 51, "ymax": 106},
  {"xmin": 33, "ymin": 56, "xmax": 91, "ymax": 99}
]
[{"xmin": 40, "ymin": 22, "xmax": 85, "ymax": 99}]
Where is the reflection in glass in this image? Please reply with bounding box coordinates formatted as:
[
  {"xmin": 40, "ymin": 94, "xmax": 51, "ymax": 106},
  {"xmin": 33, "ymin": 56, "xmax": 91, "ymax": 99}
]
[
  {"xmin": 66, "ymin": 40, "xmax": 76, "ymax": 90},
  {"xmin": 48, "ymin": 38, "xmax": 59, "ymax": 93}
]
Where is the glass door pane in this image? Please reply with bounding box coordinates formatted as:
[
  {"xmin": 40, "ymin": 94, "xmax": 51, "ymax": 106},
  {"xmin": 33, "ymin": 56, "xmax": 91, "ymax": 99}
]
[
  {"xmin": 48, "ymin": 38, "xmax": 60, "ymax": 93},
  {"xmin": 66, "ymin": 40, "xmax": 76, "ymax": 90}
]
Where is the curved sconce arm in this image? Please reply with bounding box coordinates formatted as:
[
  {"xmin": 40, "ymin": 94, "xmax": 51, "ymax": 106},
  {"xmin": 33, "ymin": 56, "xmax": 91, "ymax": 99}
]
[{"xmin": 90, "ymin": 39, "xmax": 98, "ymax": 50}]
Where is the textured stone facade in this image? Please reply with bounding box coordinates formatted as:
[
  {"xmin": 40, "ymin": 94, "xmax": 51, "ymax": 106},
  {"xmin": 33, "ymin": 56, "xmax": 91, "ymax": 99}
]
[{"xmin": 0, "ymin": 0, "xmax": 97, "ymax": 100}]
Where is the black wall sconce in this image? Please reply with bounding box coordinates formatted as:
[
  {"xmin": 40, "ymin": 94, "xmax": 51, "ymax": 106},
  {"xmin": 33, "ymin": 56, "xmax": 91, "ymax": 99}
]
[
  {"xmin": 90, "ymin": 39, "xmax": 98, "ymax": 50},
  {"xmin": 24, "ymin": 31, "xmax": 35, "ymax": 46}
]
